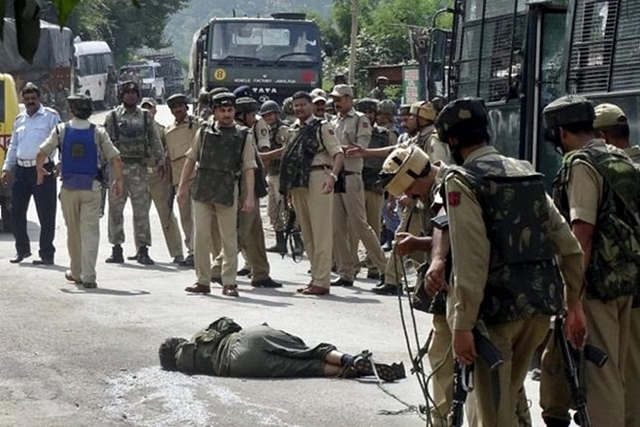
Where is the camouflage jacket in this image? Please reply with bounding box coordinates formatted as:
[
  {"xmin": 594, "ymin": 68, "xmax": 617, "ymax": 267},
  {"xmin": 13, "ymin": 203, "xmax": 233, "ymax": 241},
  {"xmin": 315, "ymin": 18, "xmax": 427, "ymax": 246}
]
[{"xmin": 279, "ymin": 119, "xmax": 323, "ymax": 194}]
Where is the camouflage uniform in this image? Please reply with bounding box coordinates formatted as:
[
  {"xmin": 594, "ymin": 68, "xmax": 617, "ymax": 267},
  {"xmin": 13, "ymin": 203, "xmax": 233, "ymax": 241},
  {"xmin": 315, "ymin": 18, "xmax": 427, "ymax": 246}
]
[{"xmin": 104, "ymin": 105, "xmax": 164, "ymax": 250}]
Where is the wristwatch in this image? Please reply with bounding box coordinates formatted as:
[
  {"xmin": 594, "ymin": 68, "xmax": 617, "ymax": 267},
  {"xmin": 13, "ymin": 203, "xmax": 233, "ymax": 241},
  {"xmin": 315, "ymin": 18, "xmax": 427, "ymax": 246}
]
[{"xmin": 328, "ymin": 172, "xmax": 338, "ymax": 181}]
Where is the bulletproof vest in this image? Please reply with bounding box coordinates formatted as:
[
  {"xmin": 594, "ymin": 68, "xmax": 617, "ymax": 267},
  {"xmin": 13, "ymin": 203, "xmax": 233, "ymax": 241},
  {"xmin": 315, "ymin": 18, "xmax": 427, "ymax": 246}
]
[
  {"xmin": 553, "ymin": 145, "xmax": 640, "ymax": 301},
  {"xmin": 60, "ymin": 124, "xmax": 98, "ymax": 190},
  {"xmin": 192, "ymin": 124, "xmax": 248, "ymax": 206},
  {"xmin": 449, "ymin": 157, "xmax": 564, "ymax": 325},
  {"xmin": 279, "ymin": 120, "xmax": 323, "ymax": 194},
  {"xmin": 110, "ymin": 109, "xmax": 149, "ymax": 162},
  {"xmin": 267, "ymin": 122, "xmax": 287, "ymax": 176},
  {"xmin": 362, "ymin": 126, "xmax": 390, "ymax": 193}
]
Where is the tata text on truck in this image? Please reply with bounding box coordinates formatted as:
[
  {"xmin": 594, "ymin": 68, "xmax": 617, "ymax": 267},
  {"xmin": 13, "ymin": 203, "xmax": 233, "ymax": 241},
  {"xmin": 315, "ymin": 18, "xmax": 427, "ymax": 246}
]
[
  {"xmin": 428, "ymin": 0, "xmax": 640, "ymax": 185},
  {"xmin": 190, "ymin": 13, "xmax": 322, "ymax": 104}
]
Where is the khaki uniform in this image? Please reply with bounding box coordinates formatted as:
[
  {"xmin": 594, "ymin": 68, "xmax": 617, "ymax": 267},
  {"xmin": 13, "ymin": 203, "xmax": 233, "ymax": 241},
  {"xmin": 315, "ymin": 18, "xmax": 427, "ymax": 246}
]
[
  {"xmin": 164, "ymin": 115, "xmax": 202, "ymax": 255},
  {"xmin": 147, "ymin": 121, "xmax": 182, "ymax": 257},
  {"xmin": 331, "ymin": 109, "xmax": 387, "ymax": 281},
  {"xmin": 187, "ymin": 122, "xmax": 257, "ymax": 286},
  {"xmin": 39, "ymin": 118, "xmax": 120, "ymax": 283},
  {"xmin": 446, "ymin": 146, "xmax": 583, "ymax": 426},
  {"xmin": 541, "ymin": 140, "xmax": 635, "ymax": 426},
  {"xmin": 286, "ymin": 116, "xmax": 342, "ymax": 288}
]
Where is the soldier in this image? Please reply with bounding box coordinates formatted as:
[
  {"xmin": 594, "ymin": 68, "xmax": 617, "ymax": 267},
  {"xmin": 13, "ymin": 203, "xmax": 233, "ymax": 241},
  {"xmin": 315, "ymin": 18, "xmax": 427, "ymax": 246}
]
[
  {"xmin": 276, "ymin": 91, "xmax": 344, "ymax": 295},
  {"xmin": 436, "ymin": 98, "xmax": 586, "ymax": 426},
  {"xmin": 329, "ymin": 84, "xmax": 387, "ymax": 288},
  {"xmin": 35, "ymin": 94, "xmax": 124, "ymax": 288},
  {"xmin": 368, "ymin": 76, "xmax": 389, "ymax": 100},
  {"xmin": 258, "ymin": 101, "xmax": 290, "ymax": 254},
  {"xmin": 139, "ymin": 97, "xmax": 185, "ymax": 264},
  {"xmin": 196, "ymin": 89, "xmax": 211, "ymax": 120},
  {"xmin": 281, "ymin": 97, "xmax": 296, "ymax": 124},
  {"xmin": 540, "ymin": 96, "xmax": 640, "ymax": 427},
  {"xmin": 354, "ymin": 98, "xmax": 391, "ymax": 280},
  {"xmin": 177, "ymin": 92, "xmax": 257, "ymax": 297},
  {"xmin": 593, "ymin": 103, "xmax": 640, "ymax": 427},
  {"xmin": 376, "ymin": 100, "xmax": 399, "ymax": 145},
  {"xmin": 226, "ymin": 97, "xmax": 281, "ymax": 288},
  {"xmin": 163, "ymin": 93, "xmax": 203, "ymax": 268},
  {"xmin": 103, "ymin": 81, "xmax": 165, "ymax": 265}
]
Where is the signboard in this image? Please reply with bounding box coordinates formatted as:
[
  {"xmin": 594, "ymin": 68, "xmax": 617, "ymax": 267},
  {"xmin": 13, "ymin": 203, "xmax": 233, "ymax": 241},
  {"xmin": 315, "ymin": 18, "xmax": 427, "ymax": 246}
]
[{"xmin": 403, "ymin": 66, "xmax": 421, "ymax": 104}]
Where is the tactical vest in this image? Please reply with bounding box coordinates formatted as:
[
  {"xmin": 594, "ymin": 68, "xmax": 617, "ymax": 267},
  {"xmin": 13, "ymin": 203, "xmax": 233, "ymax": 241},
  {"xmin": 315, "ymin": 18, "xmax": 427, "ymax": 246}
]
[
  {"xmin": 60, "ymin": 124, "xmax": 98, "ymax": 190},
  {"xmin": 449, "ymin": 158, "xmax": 564, "ymax": 325},
  {"xmin": 279, "ymin": 120, "xmax": 323, "ymax": 194},
  {"xmin": 362, "ymin": 126, "xmax": 390, "ymax": 193},
  {"xmin": 267, "ymin": 122, "xmax": 287, "ymax": 176},
  {"xmin": 192, "ymin": 124, "xmax": 248, "ymax": 206},
  {"xmin": 110, "ymin": 109, "xmax": 149, "ymax": 162},
  {"xmin": 553, "ymin": 145, "xmax": 640, "ymax": 301}
]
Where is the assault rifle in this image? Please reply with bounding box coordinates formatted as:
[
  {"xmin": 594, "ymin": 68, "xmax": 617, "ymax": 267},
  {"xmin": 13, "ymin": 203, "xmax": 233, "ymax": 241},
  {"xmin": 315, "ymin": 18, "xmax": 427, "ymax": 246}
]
[
  {"xmin": 554, "ymin": 316, "xmax": 608, "ymax": 427},
  {"xmin": 449, "ymin": 328, "xmax": 503, "ymax": 427}
]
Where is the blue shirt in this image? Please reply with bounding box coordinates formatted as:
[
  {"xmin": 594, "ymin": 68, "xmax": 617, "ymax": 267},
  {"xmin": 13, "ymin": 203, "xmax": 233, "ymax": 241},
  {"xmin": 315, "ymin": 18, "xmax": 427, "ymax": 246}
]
[{"xmin": 3, "ymin": 104, "xmax": 60, "ymax": 170}]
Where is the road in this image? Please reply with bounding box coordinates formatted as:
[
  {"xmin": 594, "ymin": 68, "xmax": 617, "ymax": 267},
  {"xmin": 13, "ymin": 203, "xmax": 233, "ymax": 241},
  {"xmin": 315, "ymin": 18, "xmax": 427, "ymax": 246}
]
[{"xmin": 0, "ymin": 106, "xmax": 545, "ymax": 427}]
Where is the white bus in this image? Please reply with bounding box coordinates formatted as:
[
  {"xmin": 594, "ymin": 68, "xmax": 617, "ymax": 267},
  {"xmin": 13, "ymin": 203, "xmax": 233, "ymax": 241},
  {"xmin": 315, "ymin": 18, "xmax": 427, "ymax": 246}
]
[{"xmin": 74, "ymin": 40, "xmax": 114, "ymax": 108}]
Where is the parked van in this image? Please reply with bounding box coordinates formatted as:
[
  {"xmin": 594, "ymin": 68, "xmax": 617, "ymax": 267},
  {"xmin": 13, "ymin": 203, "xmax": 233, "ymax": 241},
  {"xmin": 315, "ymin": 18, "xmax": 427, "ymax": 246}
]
[
  {"xmin": 0, "ymin": 73, "xmax": 19, "ymax": 232},
  {"xmin": 74, "ymin": 40, "xmax": 114, "ymax": 109},
  {"xmin": 118, "ymin": 60, "xmax": 165, "ymax": 103}
]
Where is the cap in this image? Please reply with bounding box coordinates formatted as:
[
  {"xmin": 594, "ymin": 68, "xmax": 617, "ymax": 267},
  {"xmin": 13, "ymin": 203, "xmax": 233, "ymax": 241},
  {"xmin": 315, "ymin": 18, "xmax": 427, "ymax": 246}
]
[
  {"xmin": 378, "ymin": 100, "xmax": 396, "ymax": 116},
  {"xmin": 233, "ymin": 85, "xmax": 253, "ymax": 98},
  {"xmin": 355, "ymin": 98, "xmax": 378, "ymax": 113},
  {"xmin": 259, "ymin": 100, "xmax": 281, "ymax": 115},
  {"xmin": 330, "ymin": 84, "xmax": 354, "ymax": 98},
  {"xmin": 310, "ymin": 88, "xmax": 328, "ymax": 99},
  {"xmin": 410, "ymin": 101, "xmax": 437, "ymax": 122},
  {"xmin": 166, "ymin": 93, "xmax": 188, "ymax": 108},
  {"xmin": 398, "ymin": 104, "xmax": 411, "ymax": 116},
  {"xmin": 435, "ymin": 97, "xmax": 488, "ymax": 142},
  {"xmin": 209, "ymin": 87, "xmax": 230, "ymax": 97},
  {"xmin": 376, "ymin": 76, "xmax": 389, "ymax": 83},
  {"xmin": 594, "ymin": 103, "xmax": 628, "ymax": 129},
  {"xmin": 379, "ymin": 146, "xmax": 431, "ymax": 197},
  {"xmin": 211, "ymin": 92, "xmax": 236, "ymax": 108},
  {"xmin": 543, "ymin": 95, "xmax": 595, "ymax": 129},
  {"xmin": 235, "ymin": 96, "xmax": 259, "ymax": 113},
  {"xmin": 312, "ymin": 96, "xmax": 327, "ymax": 104},
  {"xmin": 140, "ymin": 97, "xmax": 156, "ymax": 108}
]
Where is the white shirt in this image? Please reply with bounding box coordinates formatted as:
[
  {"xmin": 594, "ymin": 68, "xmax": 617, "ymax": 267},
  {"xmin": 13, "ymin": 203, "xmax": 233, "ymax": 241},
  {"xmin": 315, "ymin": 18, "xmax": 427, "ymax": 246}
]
[{"xmin": 3, "ymin": 104, "xmax": 60, "ymax": 170}]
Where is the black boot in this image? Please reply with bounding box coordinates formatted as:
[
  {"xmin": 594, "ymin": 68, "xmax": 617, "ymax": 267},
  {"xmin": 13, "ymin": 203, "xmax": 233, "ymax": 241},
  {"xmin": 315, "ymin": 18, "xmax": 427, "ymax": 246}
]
[
  {"xmin": 136, "ymin": 246, "xmax": 155, "ymax": 265},
  {"xmin": 266, "ymin": 231, "xmax": 287, "ymax": 254},
  {"xmin": 105, "ymin": 244, "xmax": 124, "ymax": 263},
  {"xmin": 292, "ymin": 232, "xmax": 304, "ymax": 257}
]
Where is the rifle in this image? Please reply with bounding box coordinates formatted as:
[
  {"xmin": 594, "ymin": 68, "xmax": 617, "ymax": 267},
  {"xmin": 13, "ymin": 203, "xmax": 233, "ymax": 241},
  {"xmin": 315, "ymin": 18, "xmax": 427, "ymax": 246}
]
[
  {"xmin": 449, "ymin": 328, "xmax": 504, "ymax": 427},
  {"xmin": 282, "ymin": 202, "xmax": 303, "ymax": 262},
  {"xmin": 554, "ymin": 316, "xmax": 608, "ymax": 427}
]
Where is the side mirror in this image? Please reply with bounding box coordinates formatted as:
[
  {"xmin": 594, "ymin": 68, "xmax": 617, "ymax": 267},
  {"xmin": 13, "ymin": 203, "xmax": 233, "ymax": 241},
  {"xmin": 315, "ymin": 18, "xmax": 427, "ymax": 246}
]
[{"xmin": 324, "ymin": 42, "xmax": 334, "ymax": 57}]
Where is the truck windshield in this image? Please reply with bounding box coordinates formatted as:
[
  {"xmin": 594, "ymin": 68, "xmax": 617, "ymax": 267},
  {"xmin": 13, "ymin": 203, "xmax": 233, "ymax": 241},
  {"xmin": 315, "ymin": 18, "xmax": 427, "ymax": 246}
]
[
  {"xmin": 209, "ymin": 21, "xmax": 320, "ymax": 63},
  {"xmin": 134, "ymin": 66, "xmax": 155, "ymax": 79}
]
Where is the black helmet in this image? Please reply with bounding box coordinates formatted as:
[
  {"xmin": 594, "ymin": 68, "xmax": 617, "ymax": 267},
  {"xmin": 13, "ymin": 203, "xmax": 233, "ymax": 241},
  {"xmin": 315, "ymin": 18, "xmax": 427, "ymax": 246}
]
[
  {"xmin": 355, "ymin": 98, "xmax": 379, "ymax": 113},
  {"xmin": 435, "ymin": 97, "xmax": 488, "ymax": 143},
  {"xmin": 67, "ymin": 93, "xmax": 93, "ymax": 120},
  {"xmin": 235, "ymin": 96, "xmax": 259, "ymax": 114},
  {"xmin": 259, "ymin": 100, "xmax": 281, "ymax": 115},
  {"xmin": 211, "ymin": 92, "xmax": 236, "ymax": 108},
  {"xmin": 118, "ymin": 80, "xmax": 140, "ymax": 98}
]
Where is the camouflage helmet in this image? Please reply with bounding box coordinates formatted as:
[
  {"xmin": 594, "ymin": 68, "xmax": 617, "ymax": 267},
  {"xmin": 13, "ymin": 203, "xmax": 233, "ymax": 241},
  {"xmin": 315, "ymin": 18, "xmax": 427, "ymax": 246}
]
[
  {"xmin": 355, "ymin": 98, "xmax": 378, "ymax": 113},
  {"xmin": 410, "ymin": 101, "xmax": 437, "ymax": 122},
  {"xmin": 593, "ymin": 103, "xmax": 627, "ymax": 130},
  {"xmin": 235, "ymin": 96, "xmax": 259, "ymax": 114},
  {"xmin": 282, "ymin": 97, "xmax": 294, "ymax": 115},
  {"xmin": 543, "ymin": 95, "xmax": 595, "ymax": 130},
  {"xmin": 378, "ymin": 100, "xmax": 396, "ymax": 116},
  {"xmin": 118, "ymin": 80, "xmax": 140, "ymax": 97},
  {"xmin": 67, "ymin": 93, "xmax": 93, "ymax": 120},
  {"xmin": 379, "ymin": 145, "xmax": 431, "ymax": 197},
  {"xmin": 435, "ymin": 97, "xmax": 488, "ymax": 142},
  {"xmin": 259, "ymin": 100, "xmax": 281, "ymax": 115}
]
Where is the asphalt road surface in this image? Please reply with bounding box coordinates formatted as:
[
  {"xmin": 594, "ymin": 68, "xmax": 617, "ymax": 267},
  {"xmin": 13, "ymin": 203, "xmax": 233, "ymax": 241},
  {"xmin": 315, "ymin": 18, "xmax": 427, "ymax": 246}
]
[{"xmin": 0, "ymin": 106, "xmax": 546, "ymax": 427}]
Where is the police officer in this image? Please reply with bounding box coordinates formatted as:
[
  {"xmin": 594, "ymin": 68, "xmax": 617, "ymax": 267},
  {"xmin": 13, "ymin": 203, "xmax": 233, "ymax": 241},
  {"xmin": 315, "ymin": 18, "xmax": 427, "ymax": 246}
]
[
  {"xmin": 329, "ymin": 84, "xmax": 387, "ymax": 287},
  {"xmin": 593, "ymin": 103, "xmax": 640, "ymax": 427},
  {"xmin": 196, "ymin": 90, "xmax": 211, "ymax": 120},
  {"xmin": 277, "ymin": 91, "xmax": 344, "ymax": 295},
  {"xmin": 177, "ymin": 92, "xmax": 257, "ymax": 297},
  {"xmin": 355, "ymin": 98, "xmax": 391, "ymax": 280},
  {"xmin": 437, "ymin": 98, "xmax": 586, "ymax": 425},
  {"xmin": 35, "ymin": 94, "xmax": 124, "ymax": 288},
  {"xmin": 140, "ymin": 97, "xmax": 185, "ymax": 264},
  {"xmin": 258, "ymin": 100, "xmax": 290, "ymax": 254},
  {"xmin": 540, "ymin": 96, "xmax": 640, "ymax": 427},
  {"xmin": 368, "ymin": 76, "xmax": 389, "ymax": 100},
  {"xmin": 163, "ymin": 93, "xmax": 203, "ymax": 267},
  {"xmin": 103, "ymin": 81, "xmax": 165, "ymax": 265},
  {"xmin": 376, "ymin": 100, "xmax": 399, "ymax": 145}
]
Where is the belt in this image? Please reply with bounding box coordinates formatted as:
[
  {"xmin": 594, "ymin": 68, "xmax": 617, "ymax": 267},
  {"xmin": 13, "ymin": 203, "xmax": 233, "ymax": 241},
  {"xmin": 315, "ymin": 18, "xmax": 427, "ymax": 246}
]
[
  {"xmin": 344, "ymin": 171, "xmax": 361, "ymax": 176},
  {"xmin": 310, "ymin": 165, "xmax": 331, "ymax": 172},
  {"xmin": 17, "ymin": 158, "xmax": 50, "ymax": 167}
]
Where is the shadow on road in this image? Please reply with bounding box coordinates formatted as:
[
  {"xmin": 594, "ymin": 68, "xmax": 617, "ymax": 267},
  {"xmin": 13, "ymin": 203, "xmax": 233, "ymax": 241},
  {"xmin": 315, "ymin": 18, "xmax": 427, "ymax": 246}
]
[
  {"xmin": 185, "ymin": 292, "xmax": 293, "ymax": 308},
  {"xmin": 60, "ymin": 287, "xmax": 151, "ymax": 296},
  {"xmin": 18, "ymin": 263, "xmax": 69, "ymax": 272},
  {"xmin": 108, "ymin": 262, "xmax": 182, "ymax": 273}
]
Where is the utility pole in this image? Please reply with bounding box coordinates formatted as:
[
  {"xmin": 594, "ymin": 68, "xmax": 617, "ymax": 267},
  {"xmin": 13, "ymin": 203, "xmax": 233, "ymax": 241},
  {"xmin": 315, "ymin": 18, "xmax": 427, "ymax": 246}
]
[{"xmin": 348, "ymin": 0, "xmax": 359, "ymax": 86}]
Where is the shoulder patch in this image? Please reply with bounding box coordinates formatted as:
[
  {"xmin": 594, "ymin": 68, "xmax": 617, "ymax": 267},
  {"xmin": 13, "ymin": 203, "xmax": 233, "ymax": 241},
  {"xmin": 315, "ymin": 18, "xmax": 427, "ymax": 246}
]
[
  {"xmin": 329, "ymin": 129, "xmax": 335, "ymax": 135},
  {"xmin": 447, "ymin": 191, "xmax": 461, "ymax": 207},
  {"xmin": 260, "ymin": 128, "xmax": 268, "ymax": 136},
  {"xmin": 362, "ymin": 121, "xmax": 368, "ymax": 128}
]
